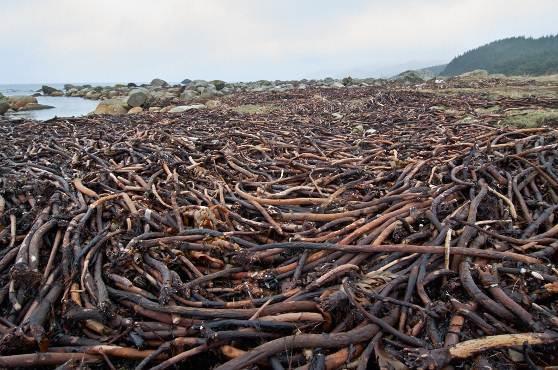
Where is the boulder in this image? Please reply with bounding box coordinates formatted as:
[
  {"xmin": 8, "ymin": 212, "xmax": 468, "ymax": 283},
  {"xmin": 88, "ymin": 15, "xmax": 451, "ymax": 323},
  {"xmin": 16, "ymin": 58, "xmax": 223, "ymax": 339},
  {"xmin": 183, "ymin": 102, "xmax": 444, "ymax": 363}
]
[
  {"xmin": 341, "ymin": 76, "xmax": 354, "ymax": 86},
  {"xmin": 7, "ymin": 96, "xmax": 38, "ymax": 110},
  {"xmin": 150, "ymin": 90, "xmax": 178, "ymax": 100},
  {"xmin": 18, "ymin": 103, "xmax": 55, "ymax": 111},
  {"xmin": 181, "ymin": 78, "xmax": 192, "ymax": 85},
  {"xmin": 85, "ymin": 91, "xmax": 101, "ymax": 99},
  {"xmin": 180, "ymin": 90, "xmax": 199, "ymax": 100},
  {"xmin": 0, "ymin": 97, "xmax": 9, "ymax": 115},
  {"xmin": 126, "ymin": 89, "xmax": 149, "ymax": 107},
  {"xmin": 150, "ymin": 78, "xmax": 168, "ymax": 87},
  {"xmin": 199, "ymin": 85, "xmax": 218, "ymax": 99},
  {"xmin": 128, "ymin": 107, "xmax": 143, "ymax": 114},
  {"xmin": 41, "ymin": 85, "xmax": 62, "ymax": 95},
  {"xmin": 191, "ymin": 80, "xmax": 209, "ymax": 88},
  {"xmin": 168, "ymin": 104, "xmax": 206, "ymax": 113},
  {"xmin": 211, "ymin": 80, "xmax": 226, "ymax": 90},
  {"xmin": 93, "ymin": 99, "xmax": 129, "ymax": 115},
  {"xmin": 50, "ymin": 90, "xmax": 64, "ymax": 96}
]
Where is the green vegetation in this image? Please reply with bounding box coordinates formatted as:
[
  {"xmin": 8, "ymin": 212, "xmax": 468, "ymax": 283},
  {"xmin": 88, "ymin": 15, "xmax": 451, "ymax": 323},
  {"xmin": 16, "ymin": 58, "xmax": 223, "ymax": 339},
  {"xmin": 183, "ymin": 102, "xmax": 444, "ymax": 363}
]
[
  {"xmin": 443, "ymin": 35, "xmax": 558, "ymax": 76},
  {"xmin": 501, "ymin": 109, "xmax": 558, "ymax": 128}
]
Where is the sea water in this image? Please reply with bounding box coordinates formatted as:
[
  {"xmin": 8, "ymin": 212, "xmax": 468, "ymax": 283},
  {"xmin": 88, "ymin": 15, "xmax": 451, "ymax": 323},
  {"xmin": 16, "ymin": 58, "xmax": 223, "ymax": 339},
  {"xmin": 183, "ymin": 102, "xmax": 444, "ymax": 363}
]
[{"xmin": 0, "ymin": 83, "xmax": 100, "ymax": 121}]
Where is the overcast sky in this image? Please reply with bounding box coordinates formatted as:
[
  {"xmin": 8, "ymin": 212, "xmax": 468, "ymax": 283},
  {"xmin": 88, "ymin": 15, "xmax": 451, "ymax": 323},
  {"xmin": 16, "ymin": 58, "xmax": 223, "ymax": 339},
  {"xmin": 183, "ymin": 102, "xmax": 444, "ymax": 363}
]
[{"xmin": 1, "ymin": 0, "xmax": 556, "ymax": 84}]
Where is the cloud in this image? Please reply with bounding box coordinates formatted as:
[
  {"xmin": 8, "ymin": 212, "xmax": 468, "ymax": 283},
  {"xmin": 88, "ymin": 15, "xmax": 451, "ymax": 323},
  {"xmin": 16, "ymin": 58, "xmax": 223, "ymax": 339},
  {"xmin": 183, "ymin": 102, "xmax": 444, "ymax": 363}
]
[{"xmin": 0, "ymin": 0, "xmax": 556, "ymax": 83}]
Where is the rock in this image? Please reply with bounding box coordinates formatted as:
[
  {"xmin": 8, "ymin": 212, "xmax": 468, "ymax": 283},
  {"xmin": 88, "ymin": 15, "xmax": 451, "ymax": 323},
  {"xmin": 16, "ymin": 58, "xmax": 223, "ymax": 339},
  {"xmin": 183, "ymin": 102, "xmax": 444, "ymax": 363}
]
[
  {"xmin": 211, "ymin": 80, "xmax": 226, "ymax": 90},
  {"xmin": 64, "ymin": 84, "xmax": 75, "ymax": 90},
  {"xmin": 50, "ymin": 90, "xmax": 64, "ymax": 96},
  {"xmin": 127, "ymin": 82, "xmax": 137, "ymax": 88},
  {"xmin": 199, "ymin": 86, "xmax": 217, "ymax": 99},
  {"xmin": 168, "ymin": 104, "xmax": 206, "ymax": 113},
  {"xmin": 332, "ymin": 112, "xmax": 343, "ymax": 120},
  {"xmin": 128, "ymin": 107, "xmax": 143, "ymax": 114},
  {"xmin": 150, "ymin": 78, "xmax": 168, "ymax": 87},
  {"xmin": 18, "ymin": 103, "xmax": 55, "ymax": 111},
  {"xmin": 148, "ymin": 107, "xmax": 161, "ymax": 112},
  {"xmin": 0, "ymin": 100, "xmax": 9, "ymax": 115},
  {"xmin": 41, "ymin": 85, "xmax": 62, "ymax": 95},
  {"xmin": 7, "ymin": 96, "xmax": 37, "ymax": 110},
  {"xmin": 150, "ymin": 90, "xmax": 178, "ymax": 100},
  {"xmin": 93, "ymin": 99, "xmax": 129, "ymax": 115},
  {"xmin": 191, "ymin": 80, "xmax": 209, "ymax": 88},
  {"xmin": 331, "ymin": 82, "xmax": 344, "ymax": 88},
  {"xmin": 126, "ymin": 89, "xmax": 149, "ymax": 107},
  {"xmin": 181, "ymin": 78, "xmax": 192, "ymax": 85},
  {"xmin": 85, "ymin": 91, "xmax": 101, "ymax": 99},
  {"xmin": 353, "ymin": 124, "xmax": 364, "ymax": 133},
  {"xmin": 342, "ymin": 76, "xmax": 354, "ymax": 86},
  {"xmin": 180, "ymin": 90, "xmax": 199, "ymax": 100}
]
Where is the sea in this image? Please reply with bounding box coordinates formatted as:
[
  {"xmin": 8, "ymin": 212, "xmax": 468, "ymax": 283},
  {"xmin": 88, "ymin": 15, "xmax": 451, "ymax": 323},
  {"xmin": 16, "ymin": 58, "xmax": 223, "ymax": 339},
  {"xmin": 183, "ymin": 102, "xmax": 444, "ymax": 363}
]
[{"xmin": 0, "ymin": 83, "xmax": 103, "ymax": 121}]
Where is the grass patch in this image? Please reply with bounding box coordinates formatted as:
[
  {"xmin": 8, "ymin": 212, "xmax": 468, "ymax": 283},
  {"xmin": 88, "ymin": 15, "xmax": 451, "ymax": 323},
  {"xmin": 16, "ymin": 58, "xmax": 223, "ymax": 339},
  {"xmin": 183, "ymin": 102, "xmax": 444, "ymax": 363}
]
[
  {"xmin": 474, "ymin": 105, "xmax": 501, "ymax": 114},
  {"xmin": 232, "ymin": 104, "xmax": 278, "ymax": 114},
  {"xmin": 501, "ymin": 109, "xmax": 558, "ymax": 128},
  {"xmin": 423, "ymin": 85, "xmax": 558, "ymax": 99}
]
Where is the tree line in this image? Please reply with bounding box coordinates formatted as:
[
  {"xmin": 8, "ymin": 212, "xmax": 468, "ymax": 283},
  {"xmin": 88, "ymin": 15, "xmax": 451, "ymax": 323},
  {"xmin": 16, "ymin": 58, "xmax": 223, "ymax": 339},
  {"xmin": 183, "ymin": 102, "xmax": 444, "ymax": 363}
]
[{"xmin": 442, "ymin": 35, "xmax": 558, "ymax": 76}]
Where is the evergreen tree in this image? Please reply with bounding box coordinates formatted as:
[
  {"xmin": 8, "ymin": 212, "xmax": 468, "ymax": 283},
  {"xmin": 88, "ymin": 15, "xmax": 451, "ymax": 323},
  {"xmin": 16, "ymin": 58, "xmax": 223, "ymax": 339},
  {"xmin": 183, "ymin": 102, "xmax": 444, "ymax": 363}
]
[{"xmin": 443, "ymin": 35, "xmax": 558, "ymax": 76}]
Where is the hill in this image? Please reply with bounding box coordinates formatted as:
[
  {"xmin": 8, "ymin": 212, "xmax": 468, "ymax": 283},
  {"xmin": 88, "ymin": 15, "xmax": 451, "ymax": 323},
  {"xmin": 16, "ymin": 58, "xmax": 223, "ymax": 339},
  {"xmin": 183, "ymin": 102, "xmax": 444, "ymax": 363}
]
[
  {"xmin": 415, "ymin": 64, "xmax": 447, "ymax": 78},
  {"xmin": 443, "ymin": 35, "xmax": 558, "ymax": 76}
]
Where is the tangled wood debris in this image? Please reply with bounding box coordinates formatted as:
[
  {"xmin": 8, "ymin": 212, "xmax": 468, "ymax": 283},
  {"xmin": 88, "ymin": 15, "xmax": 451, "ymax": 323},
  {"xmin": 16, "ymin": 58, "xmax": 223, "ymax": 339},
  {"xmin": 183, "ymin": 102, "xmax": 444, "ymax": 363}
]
[{"xmin": 1, "ymin": 87, "xmax": 557, "ymax": 369}]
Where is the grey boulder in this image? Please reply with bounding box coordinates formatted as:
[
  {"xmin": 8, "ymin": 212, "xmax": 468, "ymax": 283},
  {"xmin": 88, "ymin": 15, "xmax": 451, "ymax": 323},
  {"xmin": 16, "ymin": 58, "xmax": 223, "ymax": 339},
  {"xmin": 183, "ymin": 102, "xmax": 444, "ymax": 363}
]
[
  {"xmin": 0, "ymin": 100, "xmax": 9, "ymax": 115},
  {"xmin": 41, "ymin": 85, "xmax": 59, "ymax": 95},
  {"xmin": 150, "ymin": 78, "xmax": 168, "ymax": 87},
  {"xmin": 126, "ymin": 89, "xmax": 149, "ymax": 107},
  {"xmin": 180, "ymin": 90, "xmax": 199, "ymax": 100}
]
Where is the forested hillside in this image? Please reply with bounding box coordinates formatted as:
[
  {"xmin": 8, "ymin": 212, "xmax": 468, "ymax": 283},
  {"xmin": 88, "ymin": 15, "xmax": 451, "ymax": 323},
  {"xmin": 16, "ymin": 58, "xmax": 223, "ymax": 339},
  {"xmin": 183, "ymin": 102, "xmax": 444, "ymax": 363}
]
[{"xmin": 443, "ymin": 35, "xmax": 558, "ymax": 76}]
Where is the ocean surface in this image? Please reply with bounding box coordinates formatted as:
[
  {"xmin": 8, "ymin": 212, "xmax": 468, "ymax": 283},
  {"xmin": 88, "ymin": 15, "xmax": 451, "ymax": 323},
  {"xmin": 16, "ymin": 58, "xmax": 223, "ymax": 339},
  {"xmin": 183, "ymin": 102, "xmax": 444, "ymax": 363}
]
[{"xmin": 0, "ymin": 83, "xmax": 102, "ymax": 121}]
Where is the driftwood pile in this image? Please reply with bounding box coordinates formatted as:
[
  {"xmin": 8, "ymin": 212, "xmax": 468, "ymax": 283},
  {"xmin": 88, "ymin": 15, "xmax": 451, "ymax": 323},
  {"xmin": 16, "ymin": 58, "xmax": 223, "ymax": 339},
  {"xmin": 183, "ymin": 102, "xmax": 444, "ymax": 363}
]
[{"xmin": 0, "ymin": 88, "xmax": 557, "ymax": 369}]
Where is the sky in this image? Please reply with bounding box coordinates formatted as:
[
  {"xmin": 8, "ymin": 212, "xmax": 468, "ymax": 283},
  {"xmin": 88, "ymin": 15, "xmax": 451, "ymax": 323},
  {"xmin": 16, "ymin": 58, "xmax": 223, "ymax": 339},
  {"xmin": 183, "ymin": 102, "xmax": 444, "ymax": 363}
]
[{"xmin": 1, "ymin": 0, "xmax": 557, "ymax": 84}]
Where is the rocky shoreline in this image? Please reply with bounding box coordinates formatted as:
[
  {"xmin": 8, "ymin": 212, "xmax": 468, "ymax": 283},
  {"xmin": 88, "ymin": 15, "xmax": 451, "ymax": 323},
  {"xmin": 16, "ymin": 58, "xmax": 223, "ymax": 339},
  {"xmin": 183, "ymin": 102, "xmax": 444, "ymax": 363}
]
[
  {"xmin": 65, "ymin": 77, "xmax": 387, "ymax": 115},
  {"xmin": 0, "ymin": 93, "xmax": 54, "ymax": 115},
  {"xmin": 2, "ymin": 70, "xmax": 553, "ymax": 118}
]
